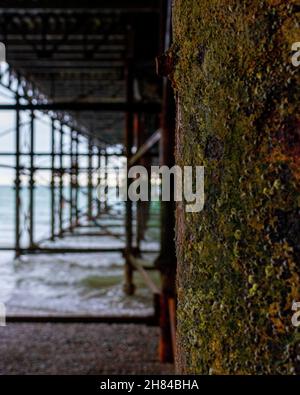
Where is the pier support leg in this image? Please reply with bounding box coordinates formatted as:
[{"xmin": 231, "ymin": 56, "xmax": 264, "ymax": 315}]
[
  {"xmin": 50, "ymin": 119, "xmax": 56, "ymax": 240},
  {"xmin": 15, "ymin": 90, "xmax": 21, "ymax": 258},
  {"xmin": 124, "ymin": 34, "xmax": 135, "ymax": 296},
  {"xmin": 75, "ymin": 133, "xmax": 80, "ymax": 226},
  {"xmin": 59, "ymin": 125, "xmax": 64, "ymax": 237},
  {"xmin": 29, "ymin": 110, "xmax": 35, "ymax": 248},
  {"xmin": 157, "ymin": 86, "xmax": 176, "ymax": 363},
  {"xmin": 69, "ymin": 130, "xmax": 75, "ymax": 232},
  {"xmin": 156, "ymin": 0, "xmax": 177, "ymax": 363},
  {"xmin": 97, "ymin": 147, "xmax": 102, "ymax": 217},
  {"xmin": 104, "ymin": 149, "xmax": 108, "ymax": 213},
  {"xmin": 87, "ymin": 140, "xmax": 93, "ymax": 221}
]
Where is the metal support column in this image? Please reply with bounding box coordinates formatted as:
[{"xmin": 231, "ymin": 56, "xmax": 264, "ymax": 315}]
[
  {"xmin": 75, "ymin": 133, "xmax": 80, "ymax": 225},
  {"xmin": 50, "ymin": 119, "xmax": 56, "ymax": 240},
  {"xmin": 124, "ymin": 28, "xmax": 135, "ymax": 295},
  {"xmin": 69, "ymin": 130, "xmax": 74, "ymax": 232},
  {"xmin": 59, "ymin": 125, "xmax": 64, "ymax": 237},
  {"xmin": 156, "ymin": 0, "xmax": 177, "ymax": 363},
  {"xmin": 135, "ymin": 113, "xmax": 147, "ymax": 250},
  {"xmin": 87, "ymin": 140, "xmax": 93, "ymax": 220},
  {"xmin": 97, "ymin": 147, "xmax": 102, "ymax": 217},
  {"xmin": 29, "ymin": 110, "xmax": 35, "ymax": 248},
  {"xmin": 15, "ymin": 88, "xmax": 21, "ymax": 258}
]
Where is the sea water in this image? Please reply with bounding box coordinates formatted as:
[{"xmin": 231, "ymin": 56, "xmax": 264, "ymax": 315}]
[{"xmin": 0, "ymin": 186, "xmax": 158, "ymax": 316}]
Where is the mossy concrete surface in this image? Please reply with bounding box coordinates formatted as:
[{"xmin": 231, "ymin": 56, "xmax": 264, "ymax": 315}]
[{"xmin": 173, "ymin": 0, "xmax": 300, "ymax": 374}]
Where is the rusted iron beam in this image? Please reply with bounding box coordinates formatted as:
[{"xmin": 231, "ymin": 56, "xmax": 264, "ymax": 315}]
[
  {"xmin": 34, "ymin": 210, "xmax": 88, "ymax": 246},
  {"xmin": 135, "ymin": 114, "xmax": 142, "ymax": 250},
  {"xmin": 0, "ymin": 247, "xmax": 16, "ymax": 251},
  {"xmin": 0, "ymin": 245, "xmax": 159, "ymax": 254},
  {"xmin": 0, "ymin": 166, "xmax": 114, "ymax": 172},
  {"xmin": 0, "ymin": 152, "xmax": 124, "ymax": 157},
  {"xmin": 129, "ymin": 129, "xmax": 161, "ymax": 166},
  {"xmin": 90, "ymin": 218, "xmax": 125, "ymax": 242},
  {"xmin": 0, "ymin": 102, "xmax": 161, "ymax": 113},
  {"xmin": 66, "ymin": 232, "xmax": 123, "ymax": 237},
  {"xmin": 0, "ymin": 1, "xmax": 161, "ymax": 12},
  {"xmin": 104, "ymin": 149, "xmax": 109, "ymax": 212},
  {"xmin": 87, "ymin": 139, "xmax": 94, "ymax": 220},
  {"xmin": 50, "ymin": 119, "xmax": 56, "ymax": 240},
  {"xmin": 20, "ymin": 247, "xmax": 125, "ymax": 254},
  {"xmin": 75, "ymin": 133, "xmax": 80, "ymax": 225},
  {"xmin": 129, "ymin": 254, "xmax": 160, "ymax": 295},
  {"xmin": 69, "ymin": 130, "xmax": 75, "ymax": 231},
  {"xmin": 6, "ymin": 315, "xmax": 158, "ymax": 326},
  {"xmin": 97, "ymin": 147, "xmax": 102, "ymax": 216},
  {"xmin": 169, "ymin": 298, "xmax": 177, "ymax": 361},
  {"xmin": 29, "ymin": 110, "xmax": 35, "ymax": 248},
  {"xmin": 124, "ymin": 28, "xmax": 135, "ymax": 296},
  {"xmin": 59, "ymin": 125, "xmax": 64, "ymax": 237},
  {"xmin": 156, "ymin": 0, "xmax": 176, "ymax": 364},
  {"xmin": 14, "ymin": 88, "xmax": 21, "ymax": 258}
]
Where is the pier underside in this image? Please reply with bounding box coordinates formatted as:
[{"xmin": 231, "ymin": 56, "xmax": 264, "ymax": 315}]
[{"xmin": 0, "ymin": 0, "xmax": 177, "ymax": 369}]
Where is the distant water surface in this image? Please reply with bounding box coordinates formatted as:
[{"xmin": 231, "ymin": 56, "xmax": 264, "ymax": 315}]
[{"xmin": 0, "ymin": 186, "xmax": 159, "ymax": 316}]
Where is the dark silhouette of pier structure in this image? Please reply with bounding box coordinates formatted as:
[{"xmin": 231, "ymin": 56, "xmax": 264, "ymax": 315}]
[{"xmin": 0, "ymin": 0, "xmax": 176, "ymax": 364}]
